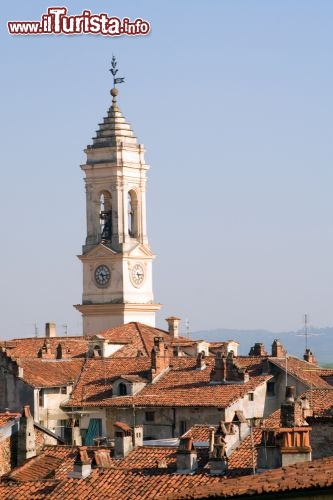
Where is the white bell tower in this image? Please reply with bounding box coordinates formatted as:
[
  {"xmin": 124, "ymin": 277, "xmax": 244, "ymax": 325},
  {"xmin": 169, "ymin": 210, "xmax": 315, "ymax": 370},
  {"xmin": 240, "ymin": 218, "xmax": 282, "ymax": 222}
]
[{"xmin": 75, "ymin": 59, "xmax": 161, "ymax": 336}]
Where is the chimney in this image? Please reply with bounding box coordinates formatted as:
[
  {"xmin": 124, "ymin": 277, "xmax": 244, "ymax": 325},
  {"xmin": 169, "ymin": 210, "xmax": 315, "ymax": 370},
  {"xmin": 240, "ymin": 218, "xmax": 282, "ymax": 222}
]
[
  {"xmin": 133, "ymin": 425, "xmax": 143, "ymax": 448},
  {"xmin": 208, "ymin": 421, "xmax": 228, "ymax": 475},
  {"xmin": 249, "ymin": 343, "xmax": 268, "ymax": 356},
  {"xmin": 280, "ymin": 386, "xmax": 304, "ymax": 427},
  {"xmin": 258, "ymin": 387, "xmax": 312, "ymax": 471},
  {"xmin": 150, "ymin": 338, "xmax": 170, "ymax": 382},
  {"xmin": 45, "ymin": 322, "xmax": 56, "ymax": 337},
  {"xmin": 271, "ymin": 339, "xmax": 286, "ymax": 357},
  {"xmin": 165, "ymin": 316, "xmax": 180, "ymax": 338},
  {"xmin": 17, "ymin": 405, "xmax": 36, "ymax": 466},
  {"xmin": 114, "ymin": 422, "xmax": 133, "ymax": 458},
  {"xmin": 210, "ymin": 351, "xmax": 249, "ymax": 384},
  {"xmin": 196, "ymin": 352, "xmax": 206, "ymax": 370},
  {"xmin": 303, "ymin": 348, "xmax": 317, "ymax": 364},
  {"xmin": 176, "ymin": 436, "xmax": 198, "ymax": 474},
  {"xmin": 93, "ymin": 449, "xmax": 112, "ymax": 468},
  {"xmin": 68, "ymin": 446, "xmax": 92, "ymax": 478}
]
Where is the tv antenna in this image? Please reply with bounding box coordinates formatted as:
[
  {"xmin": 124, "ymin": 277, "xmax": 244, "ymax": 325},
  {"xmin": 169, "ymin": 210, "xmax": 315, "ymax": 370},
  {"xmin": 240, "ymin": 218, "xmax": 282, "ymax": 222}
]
[
  {"xmin": 61, "ymin": 323, "xmax": 68, "ymax": 337},
  {"xmin": 185, "ymin": 318, "xmax": 190, "ymax": 338},
  {"xmin": 34, "ymin": 322, "xmax": 39, "ymax": 338},
  {"xmin": 296, "ymin": 314, "xmax": 320, "ymax": 350}
]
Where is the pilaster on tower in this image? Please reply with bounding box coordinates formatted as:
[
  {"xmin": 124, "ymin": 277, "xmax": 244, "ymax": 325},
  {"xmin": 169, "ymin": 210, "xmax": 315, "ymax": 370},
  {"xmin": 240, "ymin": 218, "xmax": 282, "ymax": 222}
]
[{"xmin": 75, "ymin": 59, "xmax": 161, "ymax": 336}]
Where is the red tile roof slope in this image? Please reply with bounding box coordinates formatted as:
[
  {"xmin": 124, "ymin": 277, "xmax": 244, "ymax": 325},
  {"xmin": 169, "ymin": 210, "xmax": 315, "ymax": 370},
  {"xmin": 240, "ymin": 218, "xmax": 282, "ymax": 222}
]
[
  {"xmin": 98, "ymin": 322, "xmax": 194, "ymax": 358},
  {"xmin": 161, "ymin": 456, "xmax": 333, "ymax": 499},
  {"xmin": 19, "ymin": 359, "xmax": 85, "ymax": 387},
  {"xmin": 0, "ymin": 337, "xmax": 89, "ymax": 360},
  {"xmin": 303, "ymin": 388, "xmax": 333, "ymax": 417},
  {"xmin": 0, "ymin": 480, "xmax": 58, "ymax": 499},
  {"xmin": 0, "ymin": 412, "xmax": 20, "ymax": 426},
  {"xmin": 66, "ymin": 356, "xmax": 270, "ymax": 408},
  {"xmin": 270, "ymin": 356, "xmax": 333, "ymax": 388}
]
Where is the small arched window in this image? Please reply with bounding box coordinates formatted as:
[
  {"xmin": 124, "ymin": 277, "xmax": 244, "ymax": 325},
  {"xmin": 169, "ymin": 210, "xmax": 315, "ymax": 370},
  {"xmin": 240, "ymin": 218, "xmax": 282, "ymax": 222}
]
[{"xmin": 118, "ymin": 382, "xmax": 127, "ymax": 396}]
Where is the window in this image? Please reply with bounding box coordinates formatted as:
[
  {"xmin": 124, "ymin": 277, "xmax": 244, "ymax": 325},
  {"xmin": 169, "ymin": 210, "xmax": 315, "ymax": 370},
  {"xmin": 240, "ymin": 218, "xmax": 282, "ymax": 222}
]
[
  {"xmin": 39, "ymin": 390, "xmax": 43, "ymax": 407},
  {"xmin": 145, "ymin": 411, "xmax": 155, "ymax": 422},
  {"xmin": 179, "ymin": 420, "xmax": 187, "ymax": 435},
  {"xmin": 60, "ymin": 386, "xmax": 67, "ymax": 394},
  {"xmin": 118, "ymin": 383, "xmax": 127, "ymax": 396},
  {"xmin": 267, "ymin": 381, "xmax": 275, "ymax": 396},
  {"xmin": 248, "ymin": 392, "xmax": 254, "ymax": 401}
]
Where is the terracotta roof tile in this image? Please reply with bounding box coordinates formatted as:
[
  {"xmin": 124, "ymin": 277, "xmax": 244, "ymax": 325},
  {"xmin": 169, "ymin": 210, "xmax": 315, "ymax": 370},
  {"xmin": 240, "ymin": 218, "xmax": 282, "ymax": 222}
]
[
  {"xmin": 0, "ymin": 337, "xmax": 88, "ymax": 360},
  {"xmin": 270, "ymin": 356, "xmax": 333, "ymax": 388},
  {"xmin": 66, "ymin": 356, "xmax": 270, "ymax": 408},
  {"xmin": 0, "ymin": 412, "xmax": 20, "ymax": 426},
  {"xmin": 19, "ymin": 359, "xmax": 85, "ymax": 388}
]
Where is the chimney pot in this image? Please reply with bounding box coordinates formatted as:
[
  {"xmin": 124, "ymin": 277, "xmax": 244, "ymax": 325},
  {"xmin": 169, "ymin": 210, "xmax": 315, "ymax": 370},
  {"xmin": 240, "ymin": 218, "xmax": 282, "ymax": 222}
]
[{"xmin": 165, "ymin": 317, "xmax": 181, "ymax": 338}]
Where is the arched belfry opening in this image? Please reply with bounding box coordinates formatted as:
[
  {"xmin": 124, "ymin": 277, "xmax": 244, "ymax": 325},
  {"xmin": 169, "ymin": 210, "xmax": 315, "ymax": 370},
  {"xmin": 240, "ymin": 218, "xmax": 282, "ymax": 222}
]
[
  {"xmin": 99, "ymin": 191, "xmax": 112, "ymax": 242},
  {"xmin": 128, "ymin": 190, "xmax": 138, "ymax": 238}
]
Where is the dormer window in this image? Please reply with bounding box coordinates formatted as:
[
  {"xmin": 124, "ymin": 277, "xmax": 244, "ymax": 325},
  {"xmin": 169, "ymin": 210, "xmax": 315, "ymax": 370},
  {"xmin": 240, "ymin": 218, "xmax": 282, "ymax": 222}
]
[{"xmin": 118, "ymin": 383, "xmax": 127, "ymax": 396}]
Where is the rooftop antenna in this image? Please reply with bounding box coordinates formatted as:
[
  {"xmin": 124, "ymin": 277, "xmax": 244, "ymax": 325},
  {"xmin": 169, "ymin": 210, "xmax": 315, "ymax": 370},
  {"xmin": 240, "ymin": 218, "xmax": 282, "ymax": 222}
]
[
  {"xmin": 61, "ymin": 323, "xmax": 68, "ymax": 337},
  {"xmin": 34, "ymin": 322, "xmax": 39, "ymax": 338},
  {"xmin": 296, "ymin": 314, "xmax": 320, "ymax": 351},
  {"xmin": 185, "ymin": 318, "xmax": 190, "ymax": 338}
]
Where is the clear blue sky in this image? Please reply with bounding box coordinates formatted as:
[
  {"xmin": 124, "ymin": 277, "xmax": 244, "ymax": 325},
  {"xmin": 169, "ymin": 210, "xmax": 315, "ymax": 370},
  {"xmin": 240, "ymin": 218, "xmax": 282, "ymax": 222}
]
[{"xmin": 1, "ymin": 1, "xmax": 332, "ymax": 339}]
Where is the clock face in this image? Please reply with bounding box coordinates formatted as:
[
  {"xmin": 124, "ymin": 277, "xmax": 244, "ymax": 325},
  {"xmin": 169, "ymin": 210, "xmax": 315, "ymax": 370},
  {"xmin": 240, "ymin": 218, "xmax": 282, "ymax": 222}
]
[
  {"xmin": 131, "ymin": 263, "xmax": 145, "ymax": 287},
  {"xmin": 94, "ymin": 265, "xmax": 111, "ymax": 286}
]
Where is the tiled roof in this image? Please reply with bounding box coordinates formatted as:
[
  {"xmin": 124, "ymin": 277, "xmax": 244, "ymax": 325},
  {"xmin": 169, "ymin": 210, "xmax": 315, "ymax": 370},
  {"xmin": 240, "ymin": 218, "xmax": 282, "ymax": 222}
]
[
  {"xmin": 262, "ymin": 408, "xmax": 281, "ymax": 428},
  {"xmin": 0, "ymin": 412, "xmax": 20, "ymax": 427},
  {"xmin": 0, "ymin": 337, "xmax": 89, "ymax": 360},
  {"xmin": 19, "ymin": 359, "xmax": 85, "ymax": 388},
  {"xmin": 227, "ymin": 428, "xmax": 262, "ymax": 475},
  {"xmin": 66, "ymin": 356, "xmax": 270, "ymax": 408},
  {"xmin": 0, "ymin": 480, "xmax": 58, "ymax": 499},
  {"xmin": 97, "ymin": 322, "xmax": 192, "ymax": 358},
  {"xmin": 270, "ymin": 356, "xmax": 333, "ymax": 388},
  {"xmin": 162, "ymin": 456, "xmax": 333, "ymax": 499},
  {"xmin": 303, "ymin": 388, "xmax": 333, "ymax": 417},
  {"xmin": 4, "ymin": 443, "xmax": 333, "ymax": 499}
]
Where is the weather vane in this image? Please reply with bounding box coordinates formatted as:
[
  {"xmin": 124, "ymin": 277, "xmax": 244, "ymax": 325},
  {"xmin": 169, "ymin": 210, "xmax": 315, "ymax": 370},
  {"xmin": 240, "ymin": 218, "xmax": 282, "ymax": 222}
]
[{"xmin": 109, "ymin": 55, "xmax": 125, "ymax": 86}]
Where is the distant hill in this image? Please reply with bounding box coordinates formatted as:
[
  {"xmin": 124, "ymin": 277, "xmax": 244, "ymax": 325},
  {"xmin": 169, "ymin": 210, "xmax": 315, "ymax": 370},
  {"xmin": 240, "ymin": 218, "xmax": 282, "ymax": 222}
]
[{"xmin": 189, "ymin": 326, "xmax": 333, "ymax": 365}]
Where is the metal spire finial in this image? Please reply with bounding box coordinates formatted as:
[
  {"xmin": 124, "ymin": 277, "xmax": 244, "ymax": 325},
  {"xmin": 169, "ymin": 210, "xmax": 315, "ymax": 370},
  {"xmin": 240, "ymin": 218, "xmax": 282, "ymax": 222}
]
[{"xmin": 109, "ymin": 55, "xmax": 125, "ymax": 87}]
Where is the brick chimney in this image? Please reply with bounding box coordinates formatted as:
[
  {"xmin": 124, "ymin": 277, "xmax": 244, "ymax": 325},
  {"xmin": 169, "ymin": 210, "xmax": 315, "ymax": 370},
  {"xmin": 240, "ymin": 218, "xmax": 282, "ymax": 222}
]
[
  {"xmin": 280, "ymin": 386, "xmax": 304, "ymax": 427},
  {"xmin": 17, "ymin": 405, "xmax": 36, "ymax": 466},
  {"xmin": 165, "ymin": 317, "xmax": 180, "ymax": 338},
  {"xmin": 249, "ymin": 342, "xmax": 268, "ymax": 356},
  {"xmin": 68, "ymin": 446, "xmax": 92, "ymax": 478},
  {"xmin": 271, "ymin": 339, "xmax": 286, "ymax": 357},
  {"xmin": 45, "ymin": 322, "xmax": 56, "ymax": 337},
  {"xmin": 210, "ymin": 351, "xmax": 249, "ymax": 384},
  {"xmin": 257, "ymin": 387, "xmax": 312, "ymax": 471},
  {"xmin": 196, "ymin": 352, "xmax": 206, "ymax": 370},
  {"xmin": 38, "ymin": 339, "xmax": 52, "ymax": 359},
  {"xmin": 114, "ymin": 422, "xmax": 133, "ymax": 458},
  {"xmin": 303, "ymin": 348, "xmax": 317, "ymax": 364},
  {"xmin": 150, "ymin": 338, "xmax": 170, "ymax": 382},
  {"xmin": 176, "ymin": 436, "xmax": 198, "ymax": 474},
  {"xmin": 208, "ymin": 422, "xmax": 228, "ymax": 475}
]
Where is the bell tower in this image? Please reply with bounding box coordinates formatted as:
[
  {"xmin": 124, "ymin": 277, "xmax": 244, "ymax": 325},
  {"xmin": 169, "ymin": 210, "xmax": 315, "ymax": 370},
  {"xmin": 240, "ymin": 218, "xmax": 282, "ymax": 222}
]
[{"xmin": 75, "ymin": 58, "xmax": 161, "ymax": 336}]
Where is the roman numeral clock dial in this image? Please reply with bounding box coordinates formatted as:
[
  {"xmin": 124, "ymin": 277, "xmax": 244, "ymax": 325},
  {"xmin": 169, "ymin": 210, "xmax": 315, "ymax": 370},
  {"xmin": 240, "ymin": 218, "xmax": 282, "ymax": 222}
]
[
  {"xmin": 130, "ymin": 263, "xmax": 145, "ymax": 287},
  {"xmin": 94, "ymin": 265, "xmax": 111, "ymax": 287}
]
